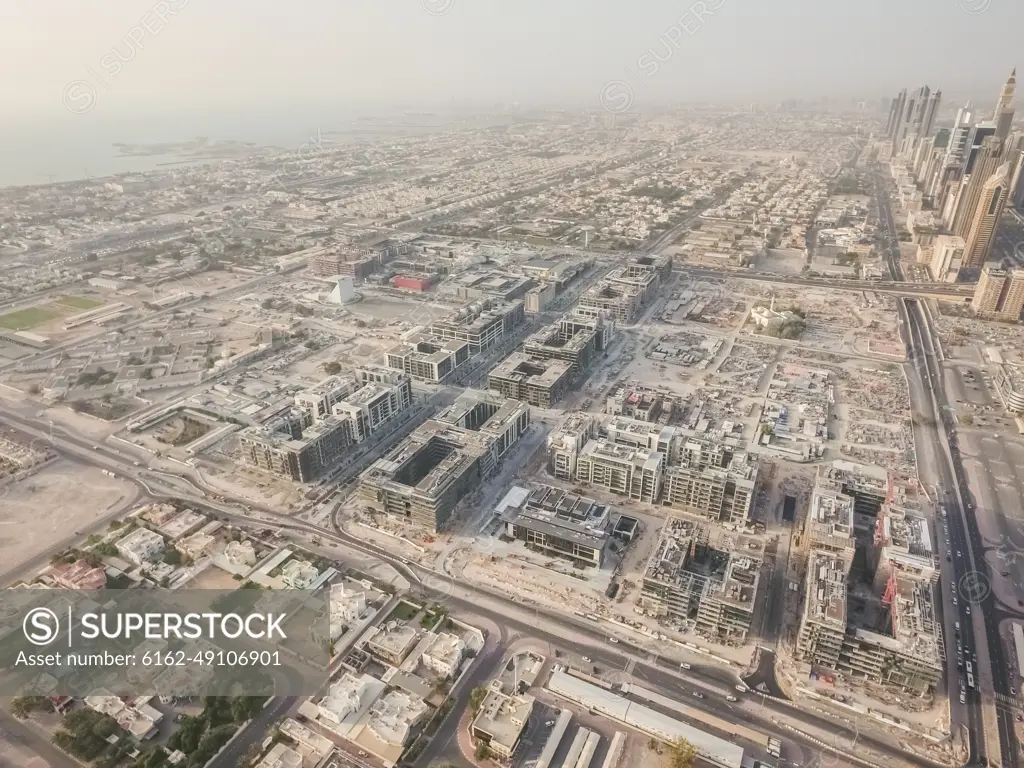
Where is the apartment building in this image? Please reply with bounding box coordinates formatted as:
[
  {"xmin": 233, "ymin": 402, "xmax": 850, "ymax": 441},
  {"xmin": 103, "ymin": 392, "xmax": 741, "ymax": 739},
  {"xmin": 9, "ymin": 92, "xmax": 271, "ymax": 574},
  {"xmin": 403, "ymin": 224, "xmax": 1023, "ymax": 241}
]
[
  {"xmin": 638, "ymin": 518, "xmax": 761, "ymax": 642},
  {"xmin": 796, "ymin": 550, "xmax": 849, "ymax": 671},
  {"xmin": 488, "ymin": 352, "xmax": 574, "ymax": 408},
  {"xmin": 386, "ymin": 332, "xmax": 471, "ymax": 383},
  {"xmin": 239, "ymin": 413, "xmax": 353, "ymax": 483},
  {"xmin": 357, "ymin": 392, "xmax": 530, "ymax": 530},
  {"xmin": 928, "ymin": 234, "xmax": 965, "ymax": 282},
  {"xmin": 429, "ymin": 299, "xmax": 525, "ymax": 355},
  {"xmin": 662, "ymin": 460, "xmax": 758, "ymax": 524},
  {"xmin": 574, "ymin": 439, "xmax": 663, "ymax": 503},
  {"xmin": 546, "ymin": 412, "xmax": 599, "ymax": 480},
  {"xmin": 972, "ymin": 266, "xmax": 1024, "ymax": 320}
]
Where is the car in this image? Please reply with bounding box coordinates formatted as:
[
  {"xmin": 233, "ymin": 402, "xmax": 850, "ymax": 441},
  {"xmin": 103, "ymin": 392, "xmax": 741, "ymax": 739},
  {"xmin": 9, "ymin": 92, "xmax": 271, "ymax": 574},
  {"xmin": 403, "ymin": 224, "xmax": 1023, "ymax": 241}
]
[
  {"xmin": 1012, "ymin": 688, "xmax": 1017, "ymax": 696},
  {"xmin": 726, "ymin": 695, "xmax": 738, "ymax": 702},
  {"xmin": 960, "ymin": 691, "xmax": 967, "ymax": 705},
  {"xmin": 735, "ymin": 684, "xmax": 748, "ymax": 692},
  {"xmin": 966, "ymin": 605, "xmax": 972, "ymax": 615},
  {"xmin": 582, "ymin": 656, "xmax": 591, "ymax": 663},
  {"xmin": 947, "ymin": 555, "xmax": 952, "ymax": 562},
  {"xmin": 957, "ymin": 551, "xmax": 962, "ymax": 558},
  {"xmin": 680, "ymin": 662, "xmax": 691, "ymax": 670},
  {"xmin": 953, "ymin": 595, "xmax": 958, "ymax": 606},
  {"xmin": 692, "ymin": 692, "xmax": 704, "ymax": 699},
  {"xmin": 93, "ymin": 445, "xmax": 100, "ymax": 450},
  {"xmin": 545, "ymin": 720, "xmax": 555, "ymax": 727},
  {"xmin": 608, "ymin": 637, "xmax": 618, "ymax": 644}
]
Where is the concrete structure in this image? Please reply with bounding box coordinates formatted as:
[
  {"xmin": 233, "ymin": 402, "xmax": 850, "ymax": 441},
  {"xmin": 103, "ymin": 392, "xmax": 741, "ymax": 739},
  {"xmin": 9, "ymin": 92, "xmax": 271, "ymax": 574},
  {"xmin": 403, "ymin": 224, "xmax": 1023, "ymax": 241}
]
[
  {"xmin": 499, "ymin": 484, "xmax": 612, "ymax": 567},
  {"xmin": 638, "ymin": 518, "xmax": 762, "ymax": 643},
  {"xmin": 115, "ymin": 527, "xmax": 166, "ymax": 565},
  {"xmin": 358, "ymin": 391, "xmax": 530, "ymax": 530},
  {"xmin": 962, "ymin": 162, "xmax": 1011, "ymax": 270},
  {"xmin": 546, "ymin": 670, "xmax": 745, "ymax": 768},
  {"xmin": 470, "ymin": 684, "xmax": 535, "ymax": 759},
  {"xmin": 972, "ymin": 266, "xmax": 1024, "ymax": 320},
  {"xmin": 663, "ymin": 449, "xmax": 759, "ymax": 524},
  {"xmin": 429, "ymin": 299, "xmax": 525, "ymax": 355},
  {"xmin": 996, "ymin": 364, "xmax": 1024, "ymax": 413},
  {"xmin": 547, "ymin": 412, "xmax": 599, "ymax": 480},
  {"xmin": 488, "ymin": 353, "xmax": 574, "ymax": 408},
  {"xmin": 239, "ymin": 412, "xmax": 353, "ymax": 483},
  {"xmin": 928, "ymin": 234, "xmax": 965, "ymax": 282},
  {"xmin": 386, "ymin": 332, "xmax": 471, "ymax": 383},
  {"xmin": 574, "ymin": 439, "xmax": 663, "ymax": 503}
]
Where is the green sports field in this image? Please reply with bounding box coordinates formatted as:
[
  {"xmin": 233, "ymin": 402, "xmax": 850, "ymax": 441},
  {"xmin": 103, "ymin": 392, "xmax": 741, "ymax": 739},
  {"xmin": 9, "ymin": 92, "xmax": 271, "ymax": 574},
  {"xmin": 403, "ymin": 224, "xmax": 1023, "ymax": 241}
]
[{"xmin": 0, "ymin": 307, "xmax": 60, "ymax": 330}]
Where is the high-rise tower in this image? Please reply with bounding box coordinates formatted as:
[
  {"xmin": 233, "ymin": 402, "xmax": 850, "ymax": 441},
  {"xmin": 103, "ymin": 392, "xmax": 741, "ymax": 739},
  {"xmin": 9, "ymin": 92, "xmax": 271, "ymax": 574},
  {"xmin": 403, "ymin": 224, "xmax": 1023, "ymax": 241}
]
[
  {"xmin": 962, "ymin": 163, "xmax": 1011, "ymax": 270},
  {"xmin": 994, "ymin": 69, "xmax": 1016, "ymax": 142},
  {"xmin": 952, "ymin": 136, "xmax": 1005, "ymax": 236}
]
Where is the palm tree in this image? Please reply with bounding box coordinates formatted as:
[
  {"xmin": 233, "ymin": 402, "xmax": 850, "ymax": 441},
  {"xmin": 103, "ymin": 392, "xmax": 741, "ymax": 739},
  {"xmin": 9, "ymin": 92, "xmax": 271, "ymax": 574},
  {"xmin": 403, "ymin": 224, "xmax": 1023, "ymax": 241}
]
[{"xmin": 667, "ymin": 738, "xmax": 696, "ymax": 768}]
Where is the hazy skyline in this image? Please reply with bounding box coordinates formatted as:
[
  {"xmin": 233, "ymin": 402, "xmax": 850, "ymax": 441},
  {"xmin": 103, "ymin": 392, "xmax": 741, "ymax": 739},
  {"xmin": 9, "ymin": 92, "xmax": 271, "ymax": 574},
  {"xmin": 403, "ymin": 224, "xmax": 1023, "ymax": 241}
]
[{"xmin": 4, "ymin": 0, "xmax": 1021, "ymax": 128}]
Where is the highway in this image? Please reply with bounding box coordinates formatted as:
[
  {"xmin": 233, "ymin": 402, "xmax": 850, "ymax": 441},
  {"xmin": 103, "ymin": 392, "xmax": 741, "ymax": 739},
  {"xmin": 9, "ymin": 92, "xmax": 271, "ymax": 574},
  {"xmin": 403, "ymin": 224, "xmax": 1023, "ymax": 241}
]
[
  {"xmin": 0, "ymin": 403, "xmax": 946, "ymax": 768},
  {"xmin": 875, "ymin": 169, "xmax": 1017, "ymax": 767},
  {"xmin": 673, "ymin": 265, "xmax": 975, "ymax": 299}
]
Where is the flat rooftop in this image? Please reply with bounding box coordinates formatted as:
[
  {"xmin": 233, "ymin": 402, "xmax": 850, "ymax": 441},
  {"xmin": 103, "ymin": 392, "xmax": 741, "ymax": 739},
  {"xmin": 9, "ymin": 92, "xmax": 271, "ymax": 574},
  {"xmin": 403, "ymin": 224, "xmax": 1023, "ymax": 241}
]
[{"xmin": 805, "ymin": 550, "xmax": 848, "ymax": 628}]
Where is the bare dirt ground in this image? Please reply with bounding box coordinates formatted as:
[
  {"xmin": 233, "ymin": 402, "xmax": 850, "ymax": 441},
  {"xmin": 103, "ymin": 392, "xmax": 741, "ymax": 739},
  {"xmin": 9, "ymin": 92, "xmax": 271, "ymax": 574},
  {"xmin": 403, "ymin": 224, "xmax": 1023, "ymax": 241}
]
[{"xmin": 0, "ymin": 461, "xmax": 136, "ymax": 579}]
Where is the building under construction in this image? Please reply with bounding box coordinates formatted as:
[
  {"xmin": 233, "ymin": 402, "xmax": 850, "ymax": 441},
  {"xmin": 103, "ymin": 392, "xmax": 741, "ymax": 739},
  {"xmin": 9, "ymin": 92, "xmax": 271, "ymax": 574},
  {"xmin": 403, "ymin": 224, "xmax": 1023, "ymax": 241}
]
[
  {"xmin": 637, "ymin": 517, "xmax": 763, "ymax": 644},
  {"xmin": 795, "ymin": 464, "xmax": 942, "ymax": 693},
  {"xmin": 357, "ymin": 390, "xmax": 530, "ymax": 530}
]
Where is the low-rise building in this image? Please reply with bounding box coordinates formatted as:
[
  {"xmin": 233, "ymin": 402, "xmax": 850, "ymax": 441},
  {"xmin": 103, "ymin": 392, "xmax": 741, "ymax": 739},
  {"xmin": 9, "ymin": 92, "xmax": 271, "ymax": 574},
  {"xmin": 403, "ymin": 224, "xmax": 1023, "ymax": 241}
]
[
  {"xmin": 470, "ymin": 684, "xmax": 535, "ymax": 759},
  {"xmin": 116, "ymin": 528, "xmax": 166, "ymax": 566},
  {"xmin": 499, "ymin": 484, "xmax": 612, "ymax": 567},
  {"xmin": 420, "ymin": 632, "xmax": 466, "ymax": 678}
]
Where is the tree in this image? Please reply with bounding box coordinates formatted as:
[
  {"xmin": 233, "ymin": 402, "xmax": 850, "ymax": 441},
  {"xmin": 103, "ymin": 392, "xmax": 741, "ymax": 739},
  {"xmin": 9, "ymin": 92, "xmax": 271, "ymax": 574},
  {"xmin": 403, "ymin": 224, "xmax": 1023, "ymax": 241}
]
[
  {"xmin": 10, "ymin": 696, "xmax": 49, "ymax": 719},
  {"xmin": 667, "ymin": 738, "xmax": 696, "ymax": 768},
  {"xmin": 469, "ymin": 686, "xmax": 488, "ymax": 715},
  {"xmin": 474, "ymin": 742, "xmax": 491, "ymax": 761},
  {"xmin": 321, "ymin": 361, "xmax": 343, "ymax": 376}
]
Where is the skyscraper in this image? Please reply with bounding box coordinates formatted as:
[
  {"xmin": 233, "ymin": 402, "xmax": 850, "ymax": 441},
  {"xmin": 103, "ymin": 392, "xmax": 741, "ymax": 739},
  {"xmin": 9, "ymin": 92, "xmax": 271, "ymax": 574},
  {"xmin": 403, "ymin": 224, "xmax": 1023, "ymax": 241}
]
[
  {"xmin": 962, "ymin": 162, "xmax": 1011, "ymax": 270},
  {"xmin": 994, "ymin": 69, "xmax": 1016, "ymax": 142},
  {"xmin": 952, "ymin": 136, "xmax": 1005, "ymax": 237},
  {"xmin": 886, "ymin": 89, "xmax": 908, "ymax": 140},
  {"xmin": 972, "ymin": 266, "xmax": 1024, "ymax": 320}
]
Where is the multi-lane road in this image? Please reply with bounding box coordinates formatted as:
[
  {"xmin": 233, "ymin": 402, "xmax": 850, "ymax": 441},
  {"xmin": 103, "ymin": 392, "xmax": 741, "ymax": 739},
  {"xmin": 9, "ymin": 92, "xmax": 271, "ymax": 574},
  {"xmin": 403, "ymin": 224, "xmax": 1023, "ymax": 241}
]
[
  {"xmin": 0, "ymin": 403, "xmax": 948, "ymax": 768},
  {"xmin": 876, "ymin": 169, "xmax": 1018, "ymax": 768}
]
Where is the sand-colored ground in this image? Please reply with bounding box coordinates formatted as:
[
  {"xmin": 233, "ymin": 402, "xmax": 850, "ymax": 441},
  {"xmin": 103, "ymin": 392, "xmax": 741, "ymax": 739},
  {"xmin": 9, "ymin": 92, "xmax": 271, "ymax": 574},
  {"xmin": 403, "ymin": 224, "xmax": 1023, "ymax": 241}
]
[{"xmin": 0, "ymin": 461, "xmax": 136, "ymax": 580}]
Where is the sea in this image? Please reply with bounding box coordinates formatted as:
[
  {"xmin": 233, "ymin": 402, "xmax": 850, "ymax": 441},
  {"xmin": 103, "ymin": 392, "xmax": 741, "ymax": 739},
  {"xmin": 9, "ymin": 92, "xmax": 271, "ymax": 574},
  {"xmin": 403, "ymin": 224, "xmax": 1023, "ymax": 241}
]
[{"xmin": 0, "ymin": 106, "xmax": 369, "ymax": 190}]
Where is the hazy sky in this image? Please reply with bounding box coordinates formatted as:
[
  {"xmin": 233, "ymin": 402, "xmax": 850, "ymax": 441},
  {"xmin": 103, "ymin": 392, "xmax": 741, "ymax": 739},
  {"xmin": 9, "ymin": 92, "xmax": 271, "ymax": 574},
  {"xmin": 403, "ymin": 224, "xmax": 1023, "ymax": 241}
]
[{"xmin": 3, "ymin": 0, "xmax": 1021, "ymax": 127}]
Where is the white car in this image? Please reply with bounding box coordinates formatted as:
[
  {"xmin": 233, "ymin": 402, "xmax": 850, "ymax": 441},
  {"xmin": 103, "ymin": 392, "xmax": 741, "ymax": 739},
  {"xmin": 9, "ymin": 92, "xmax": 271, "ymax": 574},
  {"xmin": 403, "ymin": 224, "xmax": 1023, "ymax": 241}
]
[
  {"xmin": 680, "ymin": 663, "xmax": 691, "ymax": 670},
  {"xmin": 726, "ymin": 695, "xmax": 738, "ymax": 702},
  {"xmin": 582, "ymin": 656, "xmax": 591, "ymax": 663}
]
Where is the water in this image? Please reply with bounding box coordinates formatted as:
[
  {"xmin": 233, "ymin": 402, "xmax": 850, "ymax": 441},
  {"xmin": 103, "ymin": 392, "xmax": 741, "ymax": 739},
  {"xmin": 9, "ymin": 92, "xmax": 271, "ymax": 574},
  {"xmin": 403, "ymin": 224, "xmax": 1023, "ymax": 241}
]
[{"xmin": 0, "ymin": 107, "xmax": 358, "ymax": 190}]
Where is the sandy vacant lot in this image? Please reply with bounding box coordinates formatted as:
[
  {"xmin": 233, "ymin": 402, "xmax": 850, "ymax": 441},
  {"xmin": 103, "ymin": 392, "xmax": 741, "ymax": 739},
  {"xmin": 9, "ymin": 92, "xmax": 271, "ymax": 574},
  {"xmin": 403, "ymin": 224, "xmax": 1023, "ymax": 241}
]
[{"xmin": 0, "ymin": 461, "xmax": 136, "ymax": 580}]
